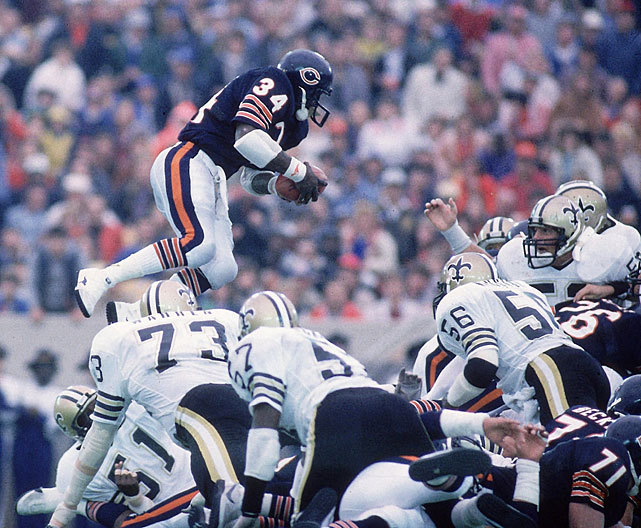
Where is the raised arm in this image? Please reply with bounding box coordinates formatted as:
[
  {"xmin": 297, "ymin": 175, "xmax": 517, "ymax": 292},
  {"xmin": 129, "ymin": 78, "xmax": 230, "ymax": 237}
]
[{"xmin": 424, "ymin": 198, "xmax": 488, "ymax": 256}]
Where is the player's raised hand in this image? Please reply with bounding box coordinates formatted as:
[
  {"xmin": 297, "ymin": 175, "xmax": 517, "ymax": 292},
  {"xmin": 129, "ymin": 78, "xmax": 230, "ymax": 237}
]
[
  {"xmin": 114, "ymin": 461, "xmax": 139, "ymax": 497},
  {"xmin": 394, "ymin": 368, "xmax": 422, "ymax": 401},
  {"xmin": 501, "ymin": 424, "xmax": 547, "ymax": 461},
  {"xmin": 481, "ymin": 416, "xmax": 524, "ymax": 448},
  {"xmin": 295, "ymin": 162, "xmax": 322, "ymax": 204},
  {"xmin": 424, "ymin": 198, "xmax": 458, "ymax": 231}
]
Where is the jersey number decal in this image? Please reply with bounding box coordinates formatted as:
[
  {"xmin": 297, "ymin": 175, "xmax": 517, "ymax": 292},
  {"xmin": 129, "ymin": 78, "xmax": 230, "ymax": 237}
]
[
  {"xmin": 191, "ymin": 87, "xmax": 224, "ymax": 124},
  {"xmin": 138, "ymin": 320, "xmax": 230, "ymax": 373},
  {"xmin": 558, "ymin": 301, "xmax": 622, "ymax": 339},
  {"xmin": 312, "ymin": 343, "xmax": 353, "ymax": 380},
  {"xmin": 253, "ymin": 78, "xmax": 275, "ymax": 96},
  {"xmin": 494, "ymin": 290, "xmax": 555, "ymax": 340},
  {"xmin": 547, "ymin": 414, "xmax": 587, "ymax": 443},
  {"xmin": 107, "ymin": 426, "xmax": 175, "ymax": 500},
  {"xmin": 90, "ymin": 355, "xmax": 104, "ymax": 382},
  {"xmin": 270, "ymin": 95, "xmax": 288, "ymax": 112}
]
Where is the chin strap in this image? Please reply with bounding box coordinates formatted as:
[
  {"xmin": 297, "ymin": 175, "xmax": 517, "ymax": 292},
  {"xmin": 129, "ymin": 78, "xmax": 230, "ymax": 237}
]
[{"xmin": 296, "ymin": 87, "xmax": 309, "ymax": 121}]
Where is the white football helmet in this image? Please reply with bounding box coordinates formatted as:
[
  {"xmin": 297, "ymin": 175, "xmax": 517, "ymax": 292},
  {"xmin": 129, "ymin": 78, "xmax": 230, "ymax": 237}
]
[
  {"xmin": 475, "ymin": 216, "xmax": 516, "ymax": 255},
  {"xmin": 524, "ymin": 195, "xmax": 585, "ymax": 269},
  {"xmin": 53, "ymin": 385, "xmax": 97, "ymax": 441},
  {"xmin": 239, "ymin": 291, "xmax": 299, "ymax": 338},
  {"xmin": 433, "ymin": 253, "xmax": 498, "ymax": 315},
  {"xmin": 140, "ymin": 280, "xmax": 198, "ymax": 317},
  {"xmin": 555, "ymin": 180, "xmax": 608, "ymax": 232}
]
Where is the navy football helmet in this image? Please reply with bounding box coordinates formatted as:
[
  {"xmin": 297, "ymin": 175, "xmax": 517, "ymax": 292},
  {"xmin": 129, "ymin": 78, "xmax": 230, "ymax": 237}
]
[
  {"xmin": 608, "ymin": 375, "xmax": 641, "ymax": 418},
  {"xmin": 278, "ymin": 49, "xmax": 333, "ymax": 127},
  {"xmin": 604, "ymin": 415, "xmax": 641, "ymax": 485}
]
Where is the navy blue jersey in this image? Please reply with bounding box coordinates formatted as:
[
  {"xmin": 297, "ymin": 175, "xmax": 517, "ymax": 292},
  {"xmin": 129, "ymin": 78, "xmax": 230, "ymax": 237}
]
[
  {"xmin": 554, "ymin": 299, "xmax": 641, "ymax": 375},
  {"xmin": 540, "ymin": 437, "xmax": 632, "ymax": 527},
  {"xmin": 545, "ymin": 405, "xmax": 616, "ymax": 449},
  {"xmin": 178, "ymin": 66, "xmax": 308, "ymax": 177}
]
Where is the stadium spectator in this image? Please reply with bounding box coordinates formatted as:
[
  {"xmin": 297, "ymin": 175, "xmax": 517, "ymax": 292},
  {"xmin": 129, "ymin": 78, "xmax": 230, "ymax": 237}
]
[{"xmin": 0, "ymin": 271, "xmax": 29, "ymax": 314}]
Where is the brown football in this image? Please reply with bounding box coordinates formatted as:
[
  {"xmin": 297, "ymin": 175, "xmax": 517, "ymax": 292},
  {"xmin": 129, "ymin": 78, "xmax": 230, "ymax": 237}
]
[{"xmin": 275, "ymin": 164, "xmax": 328, "ymax": 202}]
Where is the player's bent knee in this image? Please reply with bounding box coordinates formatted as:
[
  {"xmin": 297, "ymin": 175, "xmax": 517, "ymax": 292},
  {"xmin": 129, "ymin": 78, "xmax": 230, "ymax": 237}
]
[
  {"xmin": 204, "ymin": 257, "xmax": 238, "ymax": 289},
  {"xmin": 185, "ymin": 240, "xmax": 217, "ymax": 269}
]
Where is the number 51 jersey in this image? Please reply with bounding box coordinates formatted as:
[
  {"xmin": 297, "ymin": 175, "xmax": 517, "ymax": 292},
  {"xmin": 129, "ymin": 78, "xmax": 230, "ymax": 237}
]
[
  {"xmin": 436, "ymin": 279, "xmax": 580, "ymax": 395},
  {"xmin": 88, "ymin": 310, "xmax": 240, "ymax": 436},
  {"xmin": 228, "ymin": 327, "xmax": 379, "ymax": 443}
]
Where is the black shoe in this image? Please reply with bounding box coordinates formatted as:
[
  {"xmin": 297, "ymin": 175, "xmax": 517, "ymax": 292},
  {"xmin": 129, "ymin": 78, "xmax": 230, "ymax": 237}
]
[
  {"xmin": 476, "ymin": 493, "xmax": 537, "ymax": 528},
  {"xmin": 183, "ymin": 503, "xmax": 207, "ymax": 528},
  {"xmin": 293, "ymin": 488, "xmax": 338, "ymax": 528},
  {"xmin": 409, "ymin": 448, "xmax": 491, "ymax": 482}
]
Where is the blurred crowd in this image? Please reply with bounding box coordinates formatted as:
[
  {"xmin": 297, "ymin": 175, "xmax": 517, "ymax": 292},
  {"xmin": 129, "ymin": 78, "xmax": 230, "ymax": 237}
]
[{"xmin": 1, "ymin": 0, "xmax": 641, "ymax": 324}]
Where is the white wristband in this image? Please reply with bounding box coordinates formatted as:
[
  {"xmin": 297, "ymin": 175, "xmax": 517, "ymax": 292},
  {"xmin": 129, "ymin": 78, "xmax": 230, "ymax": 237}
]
[
  {"xmin": 440, "ymin": 409, "xmax": 489, "ymax": 437},
  {"xmin": 267, "ymin": 175, "xmax": 279, "ymax": 195},
  {"xmin": 282, "ymin": 158, "xmax": 306, "ymax": 182},
  {"xmin": 442, "ymin": 220, "xmax": 472, "ymax": 253},
  {"xmin": 514, "ymin": 458, "xmax": 540, "ymax": 507},
  {"xmin": 245, "ymin": 428, "xmax": 280, "ymax": 481}
]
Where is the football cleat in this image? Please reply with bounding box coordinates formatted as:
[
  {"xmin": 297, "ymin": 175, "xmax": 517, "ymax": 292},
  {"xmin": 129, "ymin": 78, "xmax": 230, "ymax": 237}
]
[
  {"xmin": 16, "ymin": 487, "xmax": 62, "ymax": 515},
  {"xmin": 106, "ymin": 301, "xmax": 142, "ymax": 324},
  {"xmin": 208, "ymin": 480, "xmax": 243, "ymax": 528},
  {"xmin": 475, "ymin": 492, "xmax": 537, "ymax": 528},
  {"xmin": 292, "ymin": 488, "xmax": 337, "ymax": 528},
  {"xmin": 408, "ymin": 448, "xmax": 492, "ymax": 483},
  {"xmin": 75, "ymin": 268, "xmax": 112, "ymax": 317}
]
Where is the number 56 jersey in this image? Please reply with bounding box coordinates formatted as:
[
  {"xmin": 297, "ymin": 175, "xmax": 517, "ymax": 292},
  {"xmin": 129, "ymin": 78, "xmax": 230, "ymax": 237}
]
[
  {"xmin": 88, "ymin": 310, "xmax": 240, "ymax": 436},
  {"xmin": 228, "ymin": 327, "xmax": 379, "ymax": 443},
  {"xmin": 435, "ymin": 279, "xmax": 580, "ymax": 395}
]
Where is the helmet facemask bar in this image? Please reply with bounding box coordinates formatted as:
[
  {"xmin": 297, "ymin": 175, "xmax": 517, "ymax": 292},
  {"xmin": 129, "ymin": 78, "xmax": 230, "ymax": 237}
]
[
  {"xmin": 523, "ymin": 223, "xmax": 569, "ymax": 269},
  {"xmin": 307, "ymin": 86, "xmax": 332, "ymax": 127}
]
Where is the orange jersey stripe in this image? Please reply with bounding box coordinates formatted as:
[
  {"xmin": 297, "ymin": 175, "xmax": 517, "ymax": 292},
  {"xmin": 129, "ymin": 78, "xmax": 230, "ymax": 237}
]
[
  {"xmin": 466, "ymin": 388, "xmax": 503, "ymax": 413},
  {"xmin": 171, "ymin": 143, "xmax": 196, "ymax": 249},
  {"xmin": 236, "ymin": 110, "xmax": 267, "ymax": 129},
  {"xmin": 429, "ymin": 351, "xmax": 448, "ymax": 388},
  {"xmin": 239, "ymin": 102, "xmax": 270, "ymax": 127},
  {"xmin": 121, "ymin": 490, "xmax": 199, "ymax": 526},
  {"xmin": 246, "ymin": 94, "xmax": 273, "ymax": 121}
]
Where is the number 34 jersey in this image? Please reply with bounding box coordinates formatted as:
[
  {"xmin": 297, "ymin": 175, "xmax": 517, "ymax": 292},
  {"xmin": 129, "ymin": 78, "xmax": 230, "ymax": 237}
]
[
  {"xmin": 88, "ymin": 310, "xmax": 240, "ymax": 436},
  {"xmin": 436, "ymin": 279, "xmax": 580, "ymax": 395},
  {"xmin": 228, "ymin": 327, "xmax": 379, "ymax": 443}
]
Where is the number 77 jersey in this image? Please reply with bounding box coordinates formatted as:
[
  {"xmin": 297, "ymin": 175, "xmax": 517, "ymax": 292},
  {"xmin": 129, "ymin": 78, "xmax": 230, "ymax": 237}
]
[
  {"xmin": 227, "ymin": 327, "xmax": 378, "ymax": 442},
  {"xmin": 88, "ymin": 309, "xmax": 240, "ymax": 437},
  {"xmin": 435, "ymin": 279, "xmax": 580, "ymax": 395}
]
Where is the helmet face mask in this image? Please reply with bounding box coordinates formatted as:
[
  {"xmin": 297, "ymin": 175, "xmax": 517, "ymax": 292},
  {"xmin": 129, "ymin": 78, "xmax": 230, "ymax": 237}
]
[
  {"xmin": 523, "ymin": 195, "xmax": 584, "ymax": 269},
  {"xmin": 277, "ymin": 49, "xmax": 333, "ymax": 127},
  {"xmin": 239, "ymin": 291, "xmax": 299, "ymax": 338},
  {"xmin": 433, "ymin": 253, "xmax": 498, "ymax": 316},
  {"xmin": 54, "ymin": 386, "xmax": 97, "ymax": 441}
]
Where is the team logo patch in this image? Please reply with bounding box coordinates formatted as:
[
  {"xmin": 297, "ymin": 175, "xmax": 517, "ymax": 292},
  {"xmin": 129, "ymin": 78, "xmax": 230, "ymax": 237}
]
[
  {"xmin": 240, "ymin": 308, "xmax": 255, "ymax": 335},
  {"xmin": 299, "ymin": 67, "xmax": 320, "ymax": 86},
  {"xmin": 447, "ymin": 257, "xmax": 472, "ymax": 283},
  {"xmin": 178, "ymin": 287, "xmax": 196, "ymax": 307},
  {"xmin": 576, "ymin": 197, "xmax": 595, "ymax": 214},
  {"xmin": 562, "ymin": 202, "xmax": 580, "ymax": 227}
]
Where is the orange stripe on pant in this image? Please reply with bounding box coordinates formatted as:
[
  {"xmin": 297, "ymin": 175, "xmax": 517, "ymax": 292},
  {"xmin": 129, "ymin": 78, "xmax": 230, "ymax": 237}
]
[
  {"xmin": 170, "ymin": 142, "xmax": 197, "ymax": 250},
  {"xmin": 466, "ymin": 388, "xmax": 503, "ymax": 413},
  {"xmin": 121, "ymin": 489, "xmax": 199, "ymax": 527},
  {"xmin": 429, "ymin": 351, "xmax": 448, "ymax": 388}
]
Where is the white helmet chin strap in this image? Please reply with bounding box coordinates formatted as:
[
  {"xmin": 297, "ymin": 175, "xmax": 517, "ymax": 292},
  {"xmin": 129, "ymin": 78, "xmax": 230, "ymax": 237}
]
[{"xmin": 296, "ymin": 87, "xmax": 309, "ymax": 121}]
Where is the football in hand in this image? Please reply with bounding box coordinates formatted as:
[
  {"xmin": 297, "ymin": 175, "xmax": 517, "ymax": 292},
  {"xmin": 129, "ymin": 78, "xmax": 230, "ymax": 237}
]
[{"xmin": 275, "ymin": 164, "xmax": 328, "ymax": 202}]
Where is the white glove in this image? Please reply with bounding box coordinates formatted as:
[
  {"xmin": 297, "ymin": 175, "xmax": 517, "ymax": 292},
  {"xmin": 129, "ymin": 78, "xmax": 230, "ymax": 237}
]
[{"xmin": 47, "ymin": 501, "xmax": 77, "ymax": 527}]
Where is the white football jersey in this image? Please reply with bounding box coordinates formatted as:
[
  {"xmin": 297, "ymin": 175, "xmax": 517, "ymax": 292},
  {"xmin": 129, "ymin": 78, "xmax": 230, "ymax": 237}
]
[
  {"xmin": 497, "ymin": 237, "xmax": 591, "ymax": 306},
  {"xmin": 88, "ymin": 309, "xmax": 240, "ymax": 436},
  {"xmin": 436, "ymin": 280, "xmax": 579, "ymax": 395},
  {"xmin": 56, "ymin": 402, "xmax": 195, "ymax": 504},
  {"xmin": 228, "ymin": 327, "xmax": 379, "ymax": 443},
  {"xmin": 573, "ymin": 223, "xmax": 639, "ymax": 282}
]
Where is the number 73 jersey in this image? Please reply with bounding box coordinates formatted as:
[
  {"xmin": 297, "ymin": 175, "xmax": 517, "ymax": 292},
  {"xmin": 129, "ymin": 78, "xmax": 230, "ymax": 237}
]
[
  {"xmin": 228, "ymin": 327, "xmax": 378, "ymax": 442},
  {"xmin": 88, "ymin": 310, "xmax": 240, "ymax": 436},
  {"xmin": 435, "ymin": 279, "xmax": 580, "ymax": 395}
]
